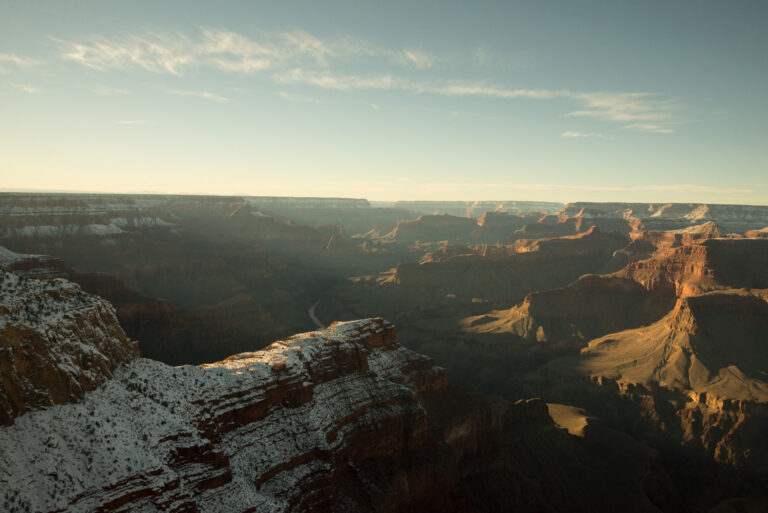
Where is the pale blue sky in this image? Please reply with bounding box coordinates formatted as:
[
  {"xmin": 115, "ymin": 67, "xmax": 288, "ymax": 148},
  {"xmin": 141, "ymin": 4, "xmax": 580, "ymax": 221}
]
[{"xmin": 1, "ymin": 0, "xmax": 767, "ymax": 203}]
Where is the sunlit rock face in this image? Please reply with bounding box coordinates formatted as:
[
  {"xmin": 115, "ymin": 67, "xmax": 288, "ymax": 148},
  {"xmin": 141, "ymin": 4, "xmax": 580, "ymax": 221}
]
[
  {"xmin": 0, "ymin": 314, "xmax": 530, "ymax": 513},
  {"xmin": 0, "ymin": 275, "xmax": 675, "ymax": 513},
  {"xmin": 393, "ymin": 227, "xmax": 628, "ymax": 302},
  {"xmin": 1, "ymin": 314, "xmax": 452, "ymax": 512},
  {"xmin": 617, "ymin": 238, "xmax": 768, "ymax": 297},
  {"xmin": 559, "ymin": 202, "xmax": 768, "ymax": 233}
]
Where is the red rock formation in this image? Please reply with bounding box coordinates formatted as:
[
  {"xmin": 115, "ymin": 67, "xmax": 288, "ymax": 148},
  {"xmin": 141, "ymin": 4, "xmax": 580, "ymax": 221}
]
[
  {"xmin": 629, "ymin": 220, "xmax": 720, "ymax": 246},
  {"xmin": 471, "ymin": 211, "xmax": 544, "ymax": 242},
  {"xmin": 390, "ymin": 227, "xmax": 628, "ymax": 303},
  {"xmin": 464, "ymin": 234, "xmax": 768, "ymax": 350},
  {"xmin": 0, "ymin": 268, "xmax": 139, "ymax": 425},
  {"xmin": 745, "ymin": 227, "xmax": 768, "ymax": 238},
  {"xmin": 513, "ymin": 214, "xmax": 584, "ymax": 239},
  {"xmin": 385, "ymin": 214, "xmax": 478, "ymax": 242},
  {"xmin": 535, "ymin": 289, "xmax": 768, "ymax": 486},
  {"xmin": 462, "ymin": 274, "xmax": 674, "ymax": 348},
  {"xmin": 0, "ymin": 271, "xmax": 679, "ymax": 512},
  {"xmin": 559, "ymin": 202, "xmax": 768, "ymax": 233},
  {"xmin": 617, "ymin": 238, "xmax": 768, "ymax": 297}
]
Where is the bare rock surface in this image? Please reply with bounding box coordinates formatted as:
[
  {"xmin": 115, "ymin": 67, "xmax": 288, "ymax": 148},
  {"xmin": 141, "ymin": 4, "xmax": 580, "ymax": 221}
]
[
  {"xmin": 0, "ymin": 264, "xmax": 138, "ymax": 425},
  {"xmin": 0, "ymin": 269, "xmax": 680, "ymax": 513}
]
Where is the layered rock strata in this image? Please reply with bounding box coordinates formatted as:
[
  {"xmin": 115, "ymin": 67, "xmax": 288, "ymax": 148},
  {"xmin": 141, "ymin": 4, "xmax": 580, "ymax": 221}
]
[{"xmin": 0, "ymin": 267, "xmax": 138, "ymax": 425}]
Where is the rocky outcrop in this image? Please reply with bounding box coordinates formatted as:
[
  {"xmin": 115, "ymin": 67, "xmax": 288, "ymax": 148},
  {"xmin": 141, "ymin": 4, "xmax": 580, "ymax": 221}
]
[
  {"xmin": 0, "ymin": 268, "xmax": 139, "ymax": 425},
  {"xmin": 0, "ymin": 312, "xmax": 679, "ymax": 513},
  {"xmin": 388, "ymin": 200, "xmax": 562, "ymax": 217},
  {"xmin": 559, "ymin": 202, "xmax": 768, "ymax": 234},
  {"xmin": 461, "ymin": 274, "xmax": 674, "ymax": 348},
  {"xmin": 533, "ymin": 289, "xmax": 768, "ymax": 491},
  {"xmin": 385, "ymin": 214, "xmax": 478, "ymax": 242},
  {"xmin": 617, "ymin": 238, "xmax": 768, "ymax": 297},
  {"xmin": 613, "ymin": 221, "xmax": 728, "ymax": 265},
  {"xmin": 633, "ymin": 220, "xmax": 722, "ymax": 247},
  {"xmin": 745, "ymin": 226, "xmax": 768, "ymax": 239},
  {"xmin": 471, "ymin": 211, "xmax": 545, "ymax": 242},
  {"xmin": 463, "ymin": 235, "xmax": 768, "ymax": 351},
  {"xmin": 384, "ymin": 212, "xmax": 582, "ymax": 244},
  {"xmin": 0, "ymin": 193, "xmax": 177, "ymax": 238},
  {"xmin": 547, "ymin": 290, "xmax": 768, "ymax": 403},
  {"xmin": 393, "ymin": 227, "xmax": 628, "ymax": 303}
]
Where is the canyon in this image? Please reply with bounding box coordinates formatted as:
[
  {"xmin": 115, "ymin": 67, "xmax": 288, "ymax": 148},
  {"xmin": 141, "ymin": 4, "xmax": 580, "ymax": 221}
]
[
  {"xmin": 2, "ymin": 262, "xmax": 680, "ymax": 513},
  {"xmin": 2, "ymin": 193, "xmax": 768, "ymax": 511}
]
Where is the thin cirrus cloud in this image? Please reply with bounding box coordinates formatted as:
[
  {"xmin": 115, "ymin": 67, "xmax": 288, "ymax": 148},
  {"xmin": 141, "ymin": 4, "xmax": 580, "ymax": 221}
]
[
  {"xmin": 274, "ymin": 68, "xmax": 679, "ymax": 132},
  {"xmin": 168, "ymin": 90, "xmax": 229, "ymax": 102},
  {"xmin": 623, "ymin": 123, "xmax": 675, "ymax": 134},
  {"xmin": 91, "ymin": 85, "xmax": 129, "ymax": 95},
  {"xmin": 561, "ymin": 131, "xmax": 609, "ymax": 138},
  {"xmin": 56, "ymin": 29, "xmax": 437, "ymax": 74},
  {"xmin": 55, "ymin": 28, "xmax": 679, "ymax": 133},
  {"xmin": 0, "ymin": 53, "xmax": 39, "ymax": 73},
  {"xmin": 277, "ymin": 91, "xmax": 320, "ymax": 104},
  {"xmin": 8, "ymin": 82, "xmax": 40, "ymax": 94},
  {"xmin": 400, "ymin": 49, "xmax": 435, "ymax": 68}
]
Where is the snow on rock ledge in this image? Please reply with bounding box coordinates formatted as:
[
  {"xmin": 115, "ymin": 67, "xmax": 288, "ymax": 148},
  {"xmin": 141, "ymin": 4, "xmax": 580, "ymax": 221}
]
[
  {"xmin": 0, "ymin": 317, "xmax": 482, "ymax": 512},
  {"xmin": 0, "ymin": 268, "xmax": 139, "ymax": 425}
]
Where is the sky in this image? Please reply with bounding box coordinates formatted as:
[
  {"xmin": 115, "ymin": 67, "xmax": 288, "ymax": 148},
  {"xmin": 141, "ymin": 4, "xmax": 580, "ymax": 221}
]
[{"xmin": 1, "ymin": 0, "xmax": 767, "ymax": 204}]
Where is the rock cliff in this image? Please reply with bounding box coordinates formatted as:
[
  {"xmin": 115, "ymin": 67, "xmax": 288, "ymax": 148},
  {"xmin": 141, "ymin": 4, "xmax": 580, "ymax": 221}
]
[
  {"xmin": 0, "ymin": 266, "xmax": 138, "ymax": 426},
  {"xmin": 461, "ymin": 274, "xmax": 674, "ymax": 347},
  {"xmin": 393, "ymin": 227, "xmax": 627, "ymax": 302},
  {"xmin": 535, "ymin": 289, "xmax": 768, "ymax": 490},
  {"xmin": 617, "ymin": 238, "xmax": 768, "ymax": 296},
  {"xmin": 559, "ymin": 202, "xmax": 768, "ymax": 233},
  {"xmin": 1, "ymin": 272, "xmax": 680, "ymax": 512}
]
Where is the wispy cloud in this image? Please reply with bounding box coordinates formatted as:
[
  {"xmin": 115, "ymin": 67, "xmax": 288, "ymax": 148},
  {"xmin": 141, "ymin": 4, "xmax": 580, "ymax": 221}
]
[
  {"xmin": 274, "ymin": 68, "xmax": 399, "ymax": 90},
  {"xmin": 425, "ymin": 83, "xmax": 566, "ymax": 99},
  {"xmin": 566, "ymin": 93, "xmax": 675, "ymax": 122},
  {"xmin": 0, "ymin": 53, "xmax": 39, "ymax": 73},
  {"xmin": 623, "ymin": 123, "xmax": 675, "ymax": 134},
  {"xmin": 275, "ymin": 68, "xmax": 678, "ymax": 132},
  {"xmin": 56, "ymin": 29, "xmax": 438, "ymax": 75},
  {"xmin": 168, "ymin": 90, "xmax": 229, "ymax": 102},
  {"xmin": 277, "ymin": 91, "xmax": 320, "ymax": 103},
  {"xmin": 118, "ymin": 119, "xmax": 147, "ymax": 125},
  {"xmin": 400, "ymin": 49, "xmax": 435, "ymax": 68},
  {"xmin": 56, "ymin": 33, "xmax": 195, "ymax": 74},
  {"xmin": 561, "ymin": 131, "xmax": 609, "ymax": 138},
  {"xmin": 55, "ymin": 28, "xmax": 680, "ymax": 133},
  {"xmin": 92, "ymin": 85, "xmax": 129, "ymax": 95},
  {"xmin": 8, "ymin": 82, "xmax": 40, "ymax": 94},
  {"xmin": 472, "ymin": 46, "xmax": 492, "ymax": 65}
]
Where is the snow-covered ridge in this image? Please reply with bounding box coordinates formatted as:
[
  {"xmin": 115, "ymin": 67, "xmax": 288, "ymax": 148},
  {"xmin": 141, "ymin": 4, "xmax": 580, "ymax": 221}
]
[
  {"xmin": 389, "ymin": 200, "xmax": 563, "ymax": 217},
  {"xmin": 0, "ymin": 193, "xmax": 371, "ymax": 239},
  {"xmin": 0, "ymin": 193, "xmax": 178, "ymax": 238},
  {"xmin": 0, "ymin": 316, "xmax": 453, "ymax": 512},
  {"xmin": 0, "ymin": 246, "xmax": 25, "ymax": 265},
  {"xmin": 562, "ymin": 202, "xmax": 768, "ymax": 221},
  {"xmin": 0, "ymin": 270, "xmax": 88, "ymax": 330},
  {"xmin": 0, "ymin": 268, "xmax": 139, "ymax": 427},
  {"xmin": 558, "ymin": 202, "xmax": 768, "ymax": 234},
  {"xmin": 0, "ymin": 216, "xmax": 174, "ymax": 238}
]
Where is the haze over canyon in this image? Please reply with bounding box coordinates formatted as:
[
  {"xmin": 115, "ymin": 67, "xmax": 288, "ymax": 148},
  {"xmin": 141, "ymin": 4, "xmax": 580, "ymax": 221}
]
[{"xmin": 1, "ymin": 193, "xmax": 768, "ymax": 512}]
